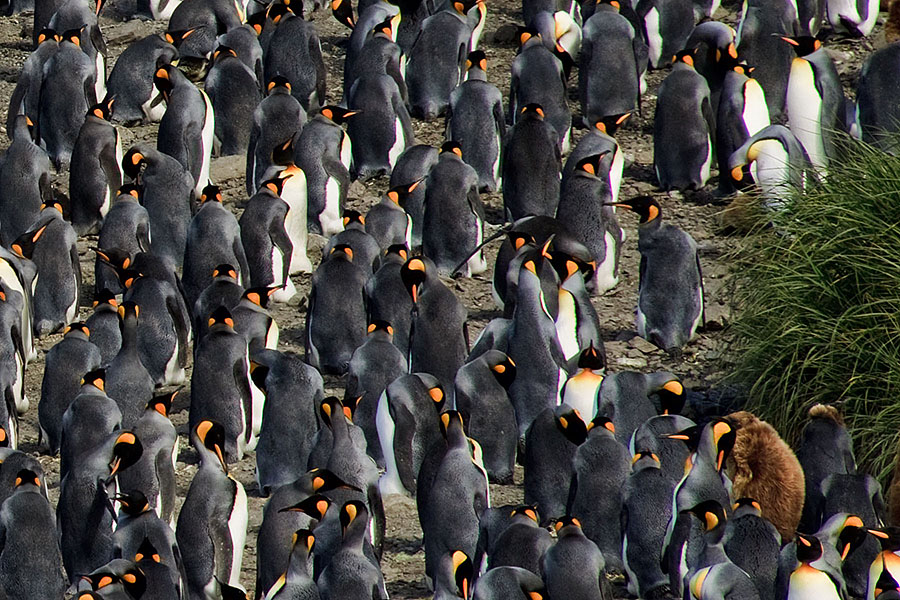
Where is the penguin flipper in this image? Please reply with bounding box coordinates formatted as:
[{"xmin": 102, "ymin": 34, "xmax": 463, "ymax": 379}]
[
  {"xmin": 701, "ymin": 96, "xmax": 716, "ymax": 162},
  {"xmin": 99, "ymin": 136, "xmax": 123, "ymax": 191},
  {"xmin": 492, "ymin": 96, "xmax": 506, "ymax": 138},
  {"xmin": 695, "ymin": 251, "xmax": 705, "ymax": 330},
  {"xmin": 304, "ymin": 285, "xmax": 316, "ymax": 364},
  {"xmin": 71, "ymin": 241, "xmax": 82, "ymax": 313},
  {"xmin": 234, "ymin": 237, "xmax": 251, "ymax": 287},
  {"xmin": 233, "ymin": 358, "xmax": 254, "ymax": 445},
  {"xmin": 269, "ymin": 215, "xmax": 293, "ymax": 289},
  {"xmin": 390, "ymin": 403, "xmax": 418, "ymax": 493},
  {"xmin": 166, "ymin": 292, "xmax": 190, "ymax": 368},
  {"xmin": 136, "ymin": 219, "xmax": 152, "ymax": 254}
]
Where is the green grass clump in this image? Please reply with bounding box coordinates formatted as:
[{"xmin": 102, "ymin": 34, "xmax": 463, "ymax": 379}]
[{"xmin": 729, "ymin": 140, "xmax": 900, "ymax": 482}]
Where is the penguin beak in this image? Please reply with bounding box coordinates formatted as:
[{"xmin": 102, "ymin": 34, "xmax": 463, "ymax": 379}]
[
  {"xmin": 410, "ymin": 283, "xmax": 419, "ymax": 304},
  {"xmin": 214, "ymin": 444, "xmax": 228, "ymax": 473},
  {"xmin": 108, "ymin": 457, "xmax": 122, "ymax": 480},
  {"xmin": 716, "ymin": 450, "xmax": 725, "ymax": 471}
]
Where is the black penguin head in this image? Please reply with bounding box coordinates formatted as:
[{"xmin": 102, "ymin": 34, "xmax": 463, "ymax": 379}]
[
  {"xmin": 834, "ymin": 515, "xmax": 866, "ymax": 561},
  {"xmin": 307, "ymin": 467, "xmax": 361, "ymax": 493},
  {"xmin": 428, "ymin": 384, "xmax": 446, "ymax": 413},
  {"xmin": 516, "ymin": 26, "xmax": 541, "ymax": 48},
  {"xmin": 662, "ymin": 424, "xmax": 702, "ymax": 449},
  {"xmin": 607, "ymin": 196, "xmax": 661, "ymax": 224},
  {"xmin": 164, "ymin": 27, "xmax": 198, "ymax": 48},
  {"xmin": 597, "ymin": 0, "xmax": 622, "ymax": 9},
  {"xmin": 367, "ymin": 319, "xmax": 394, "ymax": 339},
  {"xmin": 212, "ymin": 264, "xmax": 239, "ymax": 281},
  {"xmin": 267, "ymin": 2, "xmax": 294, "ymax": 24},
  {"xmin": 13, "ymin": 468, "xmax": 40, "ymax": 490},
  {"xmin": 81, "ymin": 368, "xmax": 107, "ymax": 393},
  {"xmin": 795, "ymin": 533, "xmax": 825, "ymax": 563},
  {"xmin": 488, "ymin": 353, "xmax": 516, "ymax": 389},
  {"xmin": 134, "ymin": 537, "xmax": 161, "ymax": 563},
  {"xmin": 211, "ymin": 45, "xmax": 238, "ymax": 64},
  {"xmin": 657, "ymin": 379, "xmax": 686, "ymax": 415},
  {"xmin": 319, "ymin": 396, "xmax": 353, "ymax": 428},
  {"xmin": 93, "ymin": 288, "xmax": 118, "ymax": 310},
  {"xmin": 385, "ymin": 180, "xmax": 422, "ymax": 207},
  {"xmin": 385, "ymin": 244, "xmax": 410, "ymax": 263},
  {"xmin": 243, "ymin": 286, "xmax": 279, "ymax": 308},
  {"xmin": 331, "ymin": 0, "xmax": 355, "ymax": 29},
  {"xmin": 400, "ymin": 257, "xmax": 428, "ymax": 303},
  {"xmin": 510, "ymin": 504, "xmax": 540, "ymax": 523},
  {"xmin": 64, "ymin": 322, "xmax": 91, "ymax": 339},
  {"xmin": 576, "ymin": 342, "xmax": 606, "ymax": 371},
  {"xmin": 10, "ymin": 224, "xmax": 48, "ymax": 259},
  {"xmin": 329, "ymin": 243, "xmax": 354, "ymax": 263},
  {"xmin": 465, "ymin": 50, "xmax": 487, "ymax": 73},
  {"xmin": 36, "ymin": 28, "xmax": 61, "ymax": 44},
  {"xmin": 593, "ymin": 112, "xmax": 631, "ymax": 136},
  {"xmin": 266, "ymin": 75, "xmax": 292, "ymax": 95},
  {"xmin": 685, "ymin": 499, "xmax": 728, "ymax": 533},
  {"xmin": 249, "ymin": 362, "xmax": 269, "ymax": 394},
  {"xmin": 574, "ymin": 152, "xmax": 610, "ymax": 179},
  {"xmin": 41, "ymin": 193, "xmax": 69, "ymax": 218},
  {"xmin": 199, "ymin": 183, "xmax": 223, "ymax": 204},
  {"xmin": 291, "ymin": 528, "xmax": 316, "ymax": 555},
  {"xmin": 372, "ymin": 14, "xmax": 397, "ymax": 39},
  {"xmin": 220, "ymin": 583, "xmax": 247, "ymax": 600},
  {"xmin": 61, "ymin": 26, "xmax": 85, "ymax": 47},
  {"xmin": 153, "ymin": 65, "xmax": 174, "ymax": 101},
  {"xmin": 866, "ymin": 527, "xmax": 900, "ymax": 552},
  {"xmin": 261, "ymin": 174, "xmax": 289, "ymax": 196},
  {"xmin": 781, "ymin": 35, "xmax": 822, "ymax": 57},
  {"xmin": 508, "ymin": 231, "xmax": 536, "ymax": 252},
  {"xmin": 319, "ymin": 106, "xmax": 359, "ymax": 125},
  {"xmin": 118, "ymin": 566, "xmax": 147, "ymax": 600},
  {"xmin": 587, "ymin": 414, "xmax": 615, "ymax": 435},
  {"xmin": 631, "ymin": 450, "xmax": 661, "ymax": 469},
  {"xmin": 109, "ymin": 431, "xmax": 143, "ymax": 480},
  {"xmin": 342, "ymin": 210, "xmax": 365, "ymax": 229},
  {"xmin": 271, "ymin": 136, "xmax": 296, "ymax": 166},
  {"xmin": 556, "ymin": 406, "xmax": 589, "ymax": 444},
  {"xmin": 339, "ymin": 500, "xmax": 368, "ymax": 537},
  {"xmin": 439, "ymin": 410, "xmax": 465, "ymax": 438},
  {"xmin": 554, "ymin": 515, "xmax": 582, "ymax": 533},
  {"xmin": 116, "ymin": 301, "xmax": 139, "ymax": 326},
  {"xmin": 195, "ymin": 420, "xmax": 228, "ymax": 472},
  {"xmin": 729, "ymin": 61, "xmax": 756, "ymax": 77},
  {"xmin": 0, "ymin": 428, "xmax": 9, "ymax": 448},
  {"xmin": 440, "ymin": 141, "xmax": 463, "ymax": 158},
  {"xmin": 89, "ymin": 95, "xmax": 115, "ymax": 121},
  {"xmin": 117, "ymin": 183, "xmax": 143, "ymax": 202},
  {"xmin": 519, "ymin": 103, "xmax": 545, "ymax": 120},
  {"xmin": 122, "ymin": 147, "xmax": 148, "ymax": 180},
  {"xmin": 279, "ymin": 494, "xmax": 333, "ymax": 519},
  {"xmin": 115, "ymin": 489, "xmax": 151, "ymax": 516},
  {"xmin": 451, "ymin": 550, "xmax": 474, "ymax": 599},
  {"xmin": 147, "ymin": 390, "xmax": 177, "ymax": 418},
  {"xmin": 672, "ymin": 49, "xmax": 696, "ymax": 67},
  {"xmin": 709, "ymin": 417, "xmax": 737, "ymax": 472},
  {"xmin": 208, "ymin": 306, "xmax": 236, "ymax": 330}
]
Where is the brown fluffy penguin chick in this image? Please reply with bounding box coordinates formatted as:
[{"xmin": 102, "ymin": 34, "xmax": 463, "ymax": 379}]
[{"xmin": 726, "ymin": 410, "xmax": 805, "ymax": 539}]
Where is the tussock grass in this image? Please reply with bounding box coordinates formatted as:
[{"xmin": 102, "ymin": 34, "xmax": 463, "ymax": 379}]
[{"xmin": 729, "ymin": 140, "xmax": 900, "ymax": 482}]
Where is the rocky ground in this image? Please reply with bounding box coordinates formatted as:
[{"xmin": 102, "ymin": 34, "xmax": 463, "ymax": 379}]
[{"xmin": 0, "ymin": 0, "xmax": 884, "ymax": 596}]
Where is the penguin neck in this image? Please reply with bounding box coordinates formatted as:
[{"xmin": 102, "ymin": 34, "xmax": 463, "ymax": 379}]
[
  {"xmin": 465, "ymin": 68, "xmax": 487, "ymax": 82},
  {"xmin": 120, "ymin": 316, "xmax": 140, "ymax": 355},
  {"xmin": 444, "ymin": 420, "xmax": 469, "ymax": 451},
  {"xmin": 328, "ymin": 414, "xmax": 353, "ymax": 449},
  {"xmin": 342, "ymin": 514, "xmax": 369, "ymax": 551},
  {"xmin": 285, "ymin": 544, "xmax": 314, "ymax": 584}
]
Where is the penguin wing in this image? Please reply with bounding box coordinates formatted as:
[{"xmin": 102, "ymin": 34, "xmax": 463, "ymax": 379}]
[
  {"xmin": 309, "ymin": 34, "xmax": 326, "ymax": 107},
  {"xmin": 492, "ymin": 95, "xmax": 506, "ymax": 137},
  {"xmin": 90, "ymin": 24, "xmax": 108, "ymax": 58},
  {"xmin": 136, "ymin": 217, "xmax": 152, "ymax": 253},
  {"xmin": 233, "ymin": 357, "xmax": 254, "ymax": 444},
  {"xmin": 390, "ymin": 402, "xmax": 418, "ymax": 493},
  {"xmin": 233, "ymin": 235, "xmax": 251, "ymax": 287},
  {"xmin": 695, "ymin": 250, "xmax": 705, "ymax": 328},
  {"xmin": 71, "ymin": 240, "xmax": 82, "ymax": 310},
  {"xmin": 304, "ymin": 283, "xmax": 316, "ymax": 362},
  {"xmin": 184, "ymin": 118, "xmax": 204, "ymax": 181},
  {"xmin": 701, "ymin": 96, "xmax": 715, "ymax": 145},
  {"xmin": 268, "ymin": 212, "xmax": 293, "ymax": 287},
  {"xmin": 166, "ymin": 292, "xmax": 190, "ymax": 366},
  {"xmin": 385, "ymin": 47, "xmax": 407, "ymax": 103},
  {"xmin": 869, "ymin": 477, "xmax": 887, "ymax": 525},
  {"xmin": 508, "ymin": 62, "xmax": 521, "ymax": 125},
  {"xmin": 99, "ymin": 135, "xmax": 123, "ymax": 192}
]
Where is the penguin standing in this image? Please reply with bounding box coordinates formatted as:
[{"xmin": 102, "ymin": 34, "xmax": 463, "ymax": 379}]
[
  {"xmin": 190, "ymin": 307, "xmax": 255, "ymax": 462},
  {"xmin": 206, "ymin": 45, "xmax": 262, "ymax": 156},
  {"xmin": 38, "ymin": 29, "xmax": 97, "ymax": 169},
  {"xmin": 447, "ymin": 50, "xmax": 505, "ymax": 192},
  {"xmin": 826, "ymin": 0, "xmax": 877, "ymax": 36},
  {"xmin": 305, "ymin": 245, "xmax": 368, "ymax": 375},
  {"xmin": 85, "ymin": 290, "xmax": 122, "ymax": 366},
  {"xmin": 364, "ymin": 244, "xmax": 413, "ymax": 357},
  {"xmin": 454, "ymin": 350, "xmax": 517, "ymax": 484},
  {"xmin": 716, "ymin": 62, "xmax": 771, "ymax": 195},
  {"xmin": 38, "ymin": 324, "xmax": 101, "ymax": 454},
  {"xmin": 0, "ymin": 115, "xmax": 51, "ymax": 248},
  {"xmin": 111, "ymin": 490, "xmax": 182, "ymax": 572},
  {"xmin": 341, "ymin": 13, "xmax": 406, "ymax": 107},
  {"xmin": 105, "ymin": 34, "xmax": 177, "ymax": 124},
  {"xmin": 69, "ymin": 96, "xmax": 122, "ymax": 235},
  {"xmin": 422, "ymin": 142, "xmax": 486, "ymax": 277},
  {"xmin": 598, "ymin": 371, "xmax": 686, "ymax": 445},
  {"xmin": 262, "ymin": 529, "xmax": 319, "ymax": 600},
  {"xmin": 176, "ymin": 420, "xmax": 248, "ymax": 599},
  {"xmin": 58, "ymin": 369, "xmax": 122, "ymax": 480},
  {"xmin": 11, "ymin": 202, "xmax": 81, "ymax": 337},
  {"xmin": 787, "ymin": 533, "xmax": 842, "ymax": 600},
  {"xmin": 488, "ymin": 506, "xmax": 553, "ymax": 573},
  {"xmin": 323, "ymin": 211, "xmax": 381, "ymax": 274},
  {"xmin": 154, "ymin": 64, "xmax": 215, "ymax": 194},
  {"xmin": 239, "ymin": 176, "xmax": 296, "ymax": 303},
  {"xmin": 166, "ymin": 0, "xmax": 244, "ymax": 64},
  {"xmin": 724, "ymin": 498, "xmax": 782, "ymax": 600},
  {"xmin": 318, "ymin": 501, "xmax": 388, "ymax": 600},
  {"xmin": 390, "ymin": 145, "xmax": 439, "ymax": 247},
  {"xmin": 542, "ymin": 516, "xmax": 612, "ymax": 599},
  {"xmin": 95, "ymin": 191, "xmax": 151, "ymax": 297},
  {"xmin": 347, "ymin": 74, "xmax": 414, "ymax": 180},
  {"xmin": 246, "ymin": 76, "xmax": 306, "ymax": 197},
  {"xmin": 502, "ymin": 104, "xmax": 561, "ymax": 221},
  {"xmin": 401, "ymin": 256, "xmax": 469, "ymax": 388},
  {"xmin": 783, "ymin": 36, "xmax": 845, "ymax": 172},
  {"xmin": 6, "ymin": 29, "xmax": 59, "ymax": 137},
  {"xmin": 735, "ymin": 3, "xmax": 795, "ymax": 121},
  {"xmin": 653, "ymin": 51, "xmax": 715, "ymax": 191},
  {"xmin": 559, "ymin": 344, "xmax": 606, "ymax": 421},
  {"xmin": 273, "ymin": 165, "xmax": 312, "ymax": 275},
  {"xmin": 636, "ymin": 0, "xmax": 694, "ymax": 69},
  {"xmin": 612, "ymin": 196, "xmax": 703, "ymax": 352},
  {"xmin": 105, "ymin": 302, "xmax": 155, "ymax": 428},
  {"xmin": 263, "ymin": 8, "xmax": 326, "ymax": 112},
  {"xmin": 857, "ymin": 44, "xmax": 900, "ymax": 154},
  {"xmin": 365, "ymin": 183, "xmax": 418, "ymax": 251},
  {"xmin": 47, "ymin": 0, "xmax": 107, "ymax": 101},
  {"xmin": 122, "ymin": 144, "xmax": 195, "ymax": 269},
  {"xmin": 728, "ymin": 124, "xmax": 813, "ymax": 209}
]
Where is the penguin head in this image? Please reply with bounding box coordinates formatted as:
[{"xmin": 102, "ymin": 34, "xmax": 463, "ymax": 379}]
[
  {"xmin": 153, "ymin": 65, "xmax": 174, "ymax": 101},
  {"xmin": 92, "ymin": 289, "xmax": 118, "ymax": 310},
  {"xmin": 61, "ymin": 26, "xmax": 85, "ymax": 48},
  {"xmin": 795, "ymin": 532, "xmax": 825, "ymax": 563},
  {"xmin": 452, "ymin": 0, "xmax": 479, "ymax": 15},
  {"xmin": 117, "ymin": 183, "xmax": 143, "ymax": 202},
  {"xmin": 212, "ymin": 264, "xmax": 239, "ymax": 281},
  {"xmin": 80, "ymin": 368, "xmax": 107, "ymax": 393},
  {"xmin": 249, "ymin": 362, "xmax": 269, "ymax": 394},
  {"xmin": 342, "ymin": 210, "xmax": 365, "ymax": 230},
  {"xmin": 429, "ymin": 384, "xmax": 447, "ymax": 413},
  {"xmin": 199, "ymin": 183, "xmax": 223, "ymax": 204},
  {"xmin": 730, "ymin": 140, "xmax": 770, "ymax": 188},
  {"xmin": 307, "ymin": 467, "xmax": 361, "ymax": 493},
  {"xmin": 120, "ymin": 268, "xmax": 144, "ymax": 291},
  {"xmin": 440, "ymin": 141, "xmax": 464, "ymax": 158},
  {"xmin": 319, "ymin": 106, "xmax": 359, "ymax": 125},
  {"xmin": 89, "ymin": 96, "xmax": 115, "ymax": 122},
  {"xmin": 40, "ymin": 193, "xmax": 69, "ymax": 218},
  {"xmin": 508, "ymin": 230, "xmax": 536, "ymax": 253},
  {"xmin": 662, "ymin": 424, "xmax": 702, "ymax": 449},
  {"xmin": 439, "ymin": 410, "xmax": 465, "ymax": 438},
  {"xmin": 291, "ymin": 528, "xmax": 316, "ymax": 556},
  {"xmin": 320, "ymin": 396, "xmax": 354, "ymax": 428},
  {"xmin": 272, "ymin": 137, "xmax": 296, "ymax": 166},
  {"xmin": 384, "ymin": 244, "xmax": 410, "ymax": 264},
  {"xmin": 147, "ymin": 390, "xmax": 177, "ymax": 418},
  {"xmin": 516, "ymin": 26, "xmax": 541, "ymax": 48},
  {"xmin": 36, "ymin": 28, "xmax": 61, "ymax": 44},
  {"xmin": 400, "ymin": 257, "xmax": 428, "ymax": 303},
  {"xmin": 163, "ymin": 27, "xmax": 198, "ymax": 49},
  {"xmin": 555, "ymin": 405, "xmax": 589, "ymax": 444},
  {"xmin": 279, "ymin": 494, "xmax": 333, "ymax": 519},
  {"xmin": 367, "ymin": 319, "xmax": 394, "ymax": 340},
  {"xmin": 115, "ymin": 489, "xmax": 151, "ymax": 516},
  {"xmin": 672, "ymin": 49, "xmax": 696, "ymax": 67},
  {"xmin": 134, "ymin": 537, "xmax": 162, "ymax": 563},
  {"xmin": 593, "ymin": 112, "xmax": 631, "ymax": 136},
  {"xmin": 64, "ymin": 322, "xmax": 91, "ymax": 339},
  {"xmin": 220, "ymin": 583, "xmax": 248, "ymax": 600},
  {"xmin": 519, "ymin": 103, "xmax": 545, "ymax": 121},
  {"xmin": 587, "ymin": 414, "xmax": 615, "ymax": 435},
  {"xmin": 339, "ymin": 500, "xmax": 369, "ymax": 537},
  {"xmin": 211, "ymin": 45, "xmax": 238, "ymax": 65},
  {"xmin": 96, "ymin": 248, "xmax": 133, "ymax": 276},
  {"xmin": 385, "ymin": 180, "xmax": 422, "ymax": 208},
  {"xmin": 208, "ymin": 306, "xmax": 236, "ymax": 330},
  {"xmin": 709, "ymin": 417, "xmax": 736, "ymax": 472},
  {"xmin": 833, "ymin": 515, "xmax": 867, "ymax": 560},
  {"xmin": 109, "ymin": 431, "xmax": 143, "ymax": 480},
  {"xmin": 607, "ymin": 196, "xmax": 661, "ymax": 224},
  {"xmin": 0, "ymin": 428, "xmax": 8, "ymax": 448},
  {"xmin": 657, "ymin": 379, "xmax": 686, "ymax": 415},
  {"xmin": 194, "ymin": 420, "xmax": 228, "ymax": 472},
  {"xmin": 116, "ymin": 301, "xmax": 139, "ymax": 326},
  {"xmin": 465, "ymin": 49, "xmax": 488, "ymax": 75},
  {"xmin": 574, "ymin": 152, "xmax": 610, "ymax": 180},
  {"xmin": 242, "ymin": 286, "xmax": 279, "ymax": 309},
  {"xmin": 728, "ymin": 61, "xmax": 755, "ymax": 77},
  {"xmin": 266, "ymin": 75, "xmax": 292, "ymax": 96},
  {"xmin": 554, "ymin": 515, "xmax": 582, "ymax": 534},
  {"xmin": 685, "ymin": 499, "xmax": 728, "ymax": 534},
  {"xmin": 487, "ymin": 352, "xmax": 516, "ymax": 389},
  {"xmin": 597, "ymin": 0, "xmax": 621, "ymax": 9},
  {"xmin": 510, "ymin": 504, "xmax": 540, "ymax": 523},
  {"xmin": 372, "ymin": 15, "xmax": 396, "ymax": 39},
  {"xmin": 731, "ymin": 497, "xmax": 762, "ymax": 517},
  {"xmin": 781, "ymin": 35, "xmax": 822, "ymax": 57},
  {"xmin": 576, "ymin": 342, "xmax": 606, "ymax": 372},
  {"xmin": 122, "ymin": 147, "xmax": 148, "ymax": 180},
  {"xmin": 10, "ymin": 224, "xmax": 48, "ymax": 259},
  {"xmin": 329, "ymin": 243, "xmax": 354, "ymax": 263},
  {"xmin": 13, "ymin": 468, "xmax": 40, "ymax": 490},
  {"xmin": 866, "ymin": 527, "xmax": 900, "ymax": 552},
  {"xmin": 331, "ymin": 0, "xmax": 355, "ymax": 29},
  {"xmin": 875, "ymin": 556, "xmax": 900, "ymax": 597},
  {"xmin": 267, "ymin": 2, "xmax": 294, "ymax": 25},
  {"xmin": 631, "ymin": 450, "xmax": 661, "ymax": 470},
  {"xmin": 262, "ymin": 174, "xmax": 289, "ymax": 197},
  {"xmin": 118, "ymin": 566, "xmax": 147, "ymax": 600},
  {"xmin": 450, "ymin": 550, "xmax": 474, "ymax": 599}
]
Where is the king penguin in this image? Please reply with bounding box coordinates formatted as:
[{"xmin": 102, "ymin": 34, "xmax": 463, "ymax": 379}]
[{"xmin": 69, "ymin": 95, "xmax": 122, "ymax": 235}]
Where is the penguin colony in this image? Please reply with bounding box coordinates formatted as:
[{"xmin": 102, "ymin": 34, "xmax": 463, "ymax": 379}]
[{"xmin": 0, "ymin": 0, "xmax": 894, "ymax": 594}]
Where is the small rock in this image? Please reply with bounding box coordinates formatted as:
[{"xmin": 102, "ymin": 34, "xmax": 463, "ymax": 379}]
[
  {"xmin": 628, "ymin": 336, "xmax": 659, "ymax": 354},
  {"xmin": 492, "ymin": 24, "xmax": 519, "ymax": 45},
  {"xmin": 616, "ymin": 356, "xmax": 648, "ymax": 369}
]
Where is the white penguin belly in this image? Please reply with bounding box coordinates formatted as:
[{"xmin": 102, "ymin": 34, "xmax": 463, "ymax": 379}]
[
  {"xmin": 645, "ymin": 8, "xmax": 663, "ymax": 68},
  {"xmin": 270, "ymin": 240, "xmax": 296, "ymax": 303},
  {"xmin": 555, "ymin": 290, "xmax": 580, "ymax": 361},
  {"xmin": 376, "ymin": 390, "xmax": 408, "ymax": 498},
  {"xmin": 700, "ymin": 133, "xmax": 713, "ymax": 186},
  {"xmin": 227, "ymin": 479, "xmax": 249, "ymax": 588},
  {"xmin": 787, "ymin": 58, "xmax": 826, "ymax": 171},
  {"xmin": 742, "ymin": 80, "xmax": 771, "ymax": 136},
  {"xmin": 321, "ymin": 177, "xmax": 345, "ymax": 238},
  {"xmin": 751, "ymin": 140, "xmax": 790, "ymax": 208},
  {"xmin": 388, "ymin": 117, "xmax": 406, "ymax": 169},
  {"xmin": 142, "ymin": 94, "xmax": 167, "ymax": 122},
  {"xmin": 94, "ymin": 52, "xmax": 107, "ymax": 106},
  {"xmin": 595, "ymin": 231, "xmax": 620, "ymax": 294},
  {"xmin": 197, "ymin": 90, "xmax": 215, "ymax": 195},
  {"xmin": 561, "ymin": 371, "xmax": 603, "ymax": 420},
  {"xmin": 340, "ymin": 133, "xmax": 353, "ymax": 171},
  {"xmin": 466, "ymin": 216, "xmax": 487, "ymax": 276},
  {"xmin": 0, "ymin": 259, "xmax": 34, "ymax": 362},
  {"xmin": 13, "ymin": 350, "xmax": 25, "ymax": 414},
  {"xmin": 7, "ymin": 414, "xmax": 15, "ymax": 450},
  {"xmin": 152, "ymin": 0, "xmax": 181, "ymax": 19},
  {"xmin": 492, "ymin": 132, "xmax": 502, "ymax": 188},
  {"xmin": 283, "ymin": 195, "xmax": 312, "ymax": 275},
  {"xmin": 827, "ymin": 0, "xmax": 859, "ymax": 32},
  {"xmin": 163, "ymin": 325, "xmax": 186, "ymax": 386},
  {"xmin": 788, "ymin": 565, "xmax": 840, "ymax": 600},
  {"xmin": 265, "ymin": 320, "xmax": 280, "ymax": 349},
  {"xmin": 609, "ymin": 147, "xmax": 624, "ymax": 205},
  {"xmin": 64, "ymin": 282, "xmax": 78, "ymax": 325}
]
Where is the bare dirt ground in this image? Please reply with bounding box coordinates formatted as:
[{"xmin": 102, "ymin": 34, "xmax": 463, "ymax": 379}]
[{"xmin": 0, "ymin": 0, "xmax": 881, "ymax": 596}]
